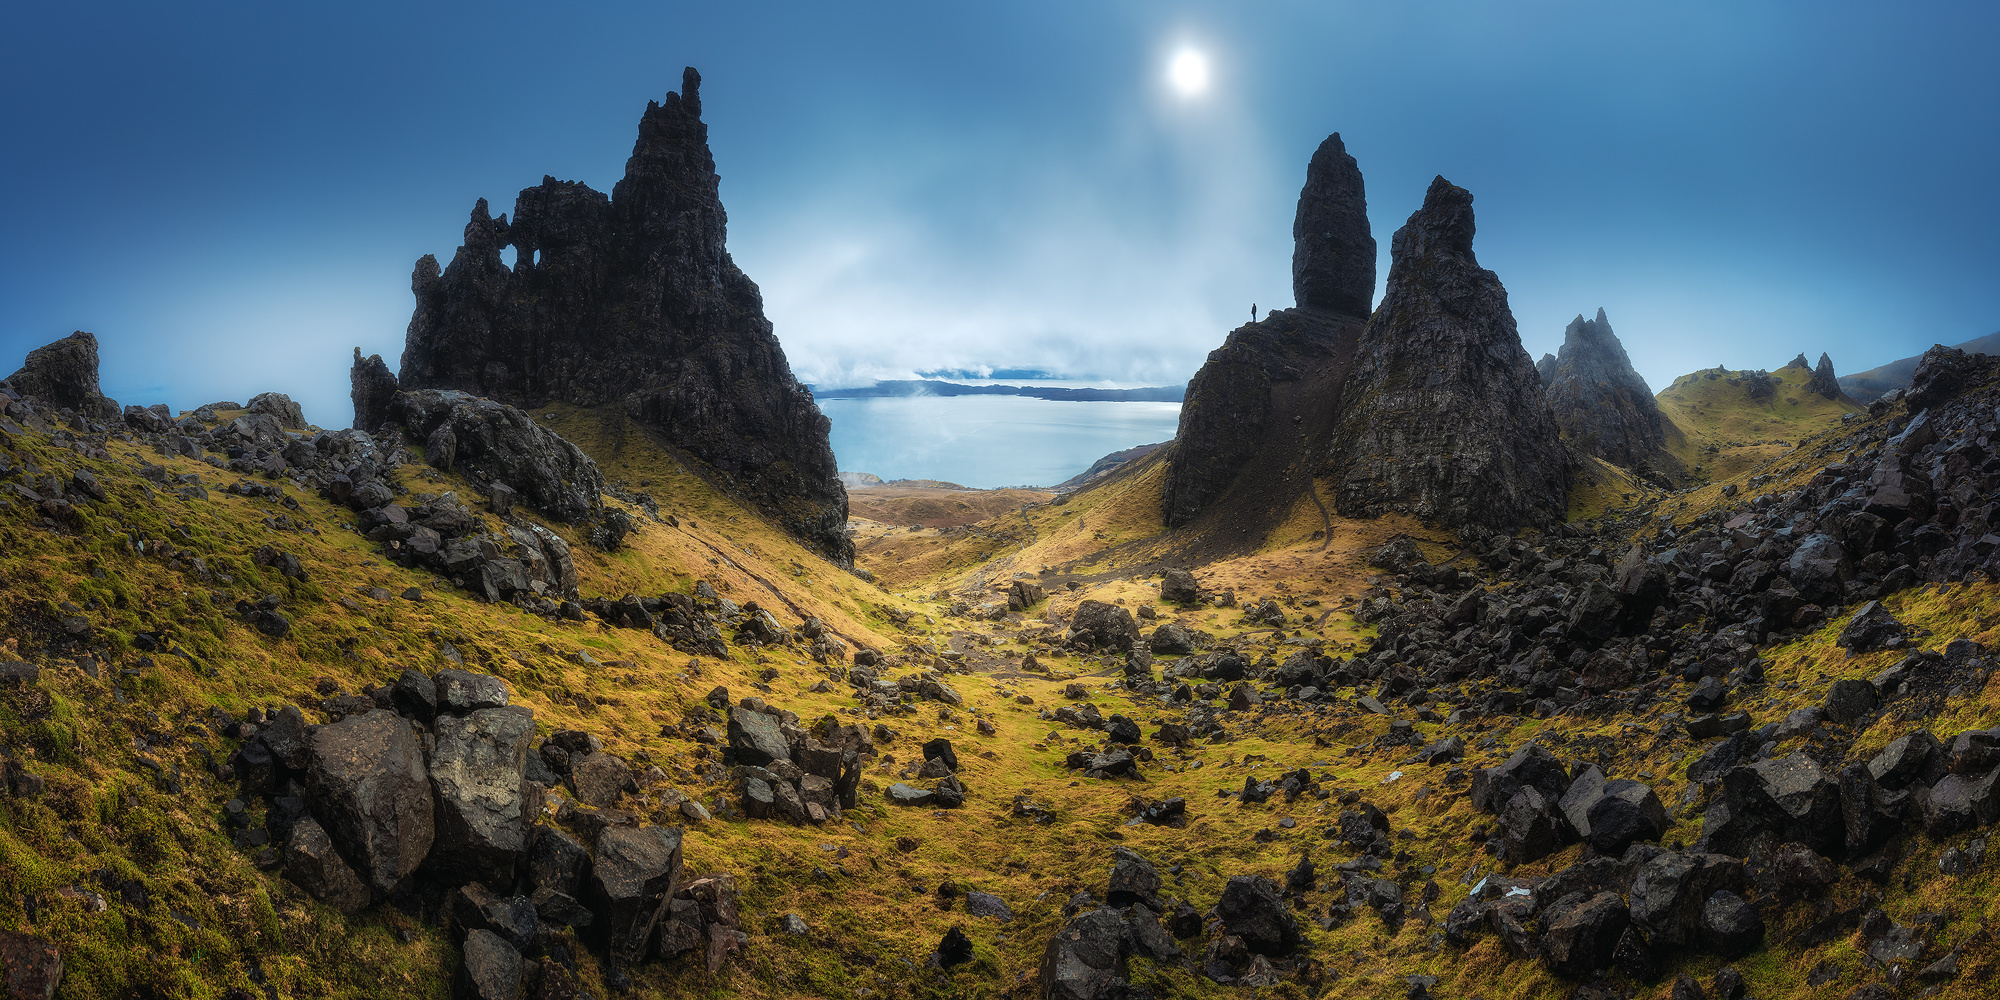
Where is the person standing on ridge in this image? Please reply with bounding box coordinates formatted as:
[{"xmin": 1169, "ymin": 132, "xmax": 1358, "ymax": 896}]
[{"xmin": 1251, "ymin": 303, "xmax": 1258, "ymax": 322}]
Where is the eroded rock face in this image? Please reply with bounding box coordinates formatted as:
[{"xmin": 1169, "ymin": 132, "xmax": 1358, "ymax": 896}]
[
  {"xmin": 1162, "ymin": 133, "xmax": 1371, "ymax": 531},
  {"xmin": 1906, "ymin": 344, "xmax": 2000, "ymax": 412},
  {"xmin": 5, "ymin": 331, "xmax": 117, "ymax": 419},
  {"xmin": 396, "ymin": 68, "xmax": 850, "ymax": 564},
  {"xmin": 1328, "ymin": 177, "xmax": 1571, "ymax": 531},
  {"xmin": 1808, "ymin": 352, "xmax": 1841, "ymax": 399},
  {"xmin": 428, "ymin": 707, "xmax": 536, "ymax": 885},
  {"xmin": 1544, "ymin": 309, "xmax": 1671, "ymax": 472},
  {"xmin": 351, "ymin": 348, "xmax": 399, "ymax": 432}
]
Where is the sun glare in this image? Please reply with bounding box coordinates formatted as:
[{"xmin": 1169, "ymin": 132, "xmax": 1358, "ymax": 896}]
[{"xmin": 1167, "ymin": 48, "xmax": 1209, "ymax": 96}]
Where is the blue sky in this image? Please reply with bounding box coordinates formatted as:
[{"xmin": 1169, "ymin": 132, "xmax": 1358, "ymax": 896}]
[{"xmin": 2, "ymin": 1, "xmax": 1995, "ymax": 427}]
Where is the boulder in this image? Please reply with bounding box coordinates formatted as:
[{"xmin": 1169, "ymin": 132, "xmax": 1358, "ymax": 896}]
[
  {"xmin": 435, "ymin": 669, "xmax": 510, "ymax": 714},
  {"xmin": 390, "ymin": 669, "xmax": 438, "ymax": 720},
  {"xmin": 1471, "ymin": 743, "xmax": 1572, "ymax": 813},
  {"xmin": 429, "ymin": 707, "xmax": 536, "ymax": 884},
  {"xmin": 1917, "ymin": 768, "xmax": 2000, "ymax": 837},
  {"xmin": 283, "ymin": 817, "xmax": 372, "ymax": 914},
  {"xmin": 1149, "ymin": 623, "xmax": 1194, "ymax": 655},
  {"xmin": 1039, "ymin": 907, "xmax": 1133, "ymax": 1000},
  {"xmin": 384, "ymin": 390, "xmax": 603, "ymax": 524},
  {"xmin": 727, "ymin": 707, "xmax": 789, "ymax": 767},
  {"xmin": 1160, "ymin": 569, "xmax": 1201, "ymax": 605},
  {"xmin": 1783, "ymin": 533, "xmax": 1852, "ymax": 604},
  {"xmin": 1541, "ymin": 891, "xmax": 1629, "ymax": 979},
  {"xmin": 589, "ymin": 826, "xmax": 684, "ymax": 961},
  {"xmin": 1214, "ymin": 876, "xmax": 1300, "ymax": 956},
  {"xmin": 1628, "ymin": 852, "xmax": 1746, "ymax": 948},
  {"xmin": 305, "ymin": 710, "xmax": 435, "ymax": 895},
  {"xmin": 0, "ymin": 930, "xmax": 63, "ymax": 1000},
  {"xmin": 5, "ymin": 331, "xmax": 117, "ymax": 418},
  {"xmin": 565, "ymin": 752, "xmax": 630, "ymax": 809},
  {"xmin": 457, "ymin": 929, "xmax": 523, "ymax": 1000},
  {"xmin": 1821, "ymin": 679, "xmax": 1879, "ymax": 724},
  {"xmin": 1836, "ymin": 602, "xmax": 1905, "ymax": 655},
  {"xmin": 1559, "ymin": 766, "xmax": 1668, "ymax": 855},
  {"xmin": 1070, "ymin": 601, "xmax": 1139, "ymax": 652},
  {"xmin": 527, "ymin": 826, "xmax": 591, "ymax": 902},
  {"xmin": 451, "ymin": 883, "xmax": 538, "ymax": 951},
  {"xmin": 1499, "ymin": 786, "xmax": 1570, "ymax": 862},
  {"xmin": 1720, "ymin": 754, "xmax": 1842, "ymax": 856},
  {"xmin": 1700, "ymin": 890, "xmax": 1763, "ymax": 957},
  {"xmin": 1106, "ymin": 849, "xmax": 1162, "ymax": 910}
]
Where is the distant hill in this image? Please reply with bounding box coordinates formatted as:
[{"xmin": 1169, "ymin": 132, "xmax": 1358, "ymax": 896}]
[
  {"xmin": 1839, "ymin": 330, "xmax": 2000, "ymax": 402},
  {"xmin": 1655, "ymin": 363, "xmax": 1863, "ymax": 480},
  {"xmin": 1054, "ymin": 440, "xmax": 1169, "ymax": 491},
  {"xmin": 811, "ymin": 380, "xmax": 1185, "ymax": 402}
]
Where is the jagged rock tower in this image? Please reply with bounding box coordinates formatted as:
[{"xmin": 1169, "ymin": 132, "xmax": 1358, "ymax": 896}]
[
  {"xmin": 392, "ymin": 69, "xmax": 851, "ymax": 565},
  {"xmin": 1328, "ymin": 177, "xmax": 1570, "ymax": 530},
  {"xmin": 5, "ymin": 331, "xmax": 118, "ymax": 419},
  {"xmin": 1161, "ymin": 134, "xmax": 1373, "ymax": 533},
  {"xmin": 1544, "ymin": 309, "xmax": 1672, "ymax": 471},
  {"xmin": 1536, "ymin": 353, "xmax": 1557, "ymax": 387},
  {"xmin": 1807, "ymin": 353, "xmax": 1840, "ymax": 399}
]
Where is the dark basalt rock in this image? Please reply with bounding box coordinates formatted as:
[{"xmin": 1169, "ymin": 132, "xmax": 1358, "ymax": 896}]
[
  {"xmin": 1627, "ymin": 852, "xmax": 1746, "ymax": 948},
  {"xmin": 351, "ymin": 348, "xmax": 399, "ymax": 432},
  {"xmin": 1214, "ymin": 875, "xmax": 1300, "ymax": 956},
  {"xmin": 1905, "ymin": 343, "xmax": 2000, "ymax": 412},
  {"xmin": 1038, "ymin": 907, "xmax": 1134, "ymax": 1000},
  {"xmin": 1808, "ymin": 352, "xmax": 1841, "ymax": 399},
  {"xmin": 1544, "ymin": 309, "xmax": 1672, "ymax": 471},
  {"xmin": 283, "ymin": 816, "xmax": 372, "ymax": 914},
  {"xmin": 1291, "ymin": 133, "xmax": 1377, "ymax": 318},
  {"xmin": 5, "ymin": 331, "xmax": 118, "ymax": 419},
  {"xmin": 395, "ymin": 68, "xmax": 850, "ymax": 565},
  {"xmin": 383, "ymin": 390, "xmax": 603, "ymax": 524},
  {"xmin": 305, "ymin": 710, "xmax": 435, "ymax": 897},
  {"xmin": 589, "ymin": 825, "xmax": 683, "ymax": 962},
  {"xmin": 1070, "ymin": 601, "xmax": 1139, "ymax": 653},
  {"xmin": 1540, "ymin": 891, "xmax": 1629, "ymax": 978},
  {"xmin": 1162, "ymin": 134, "xmax": 1370, "ymax": 532},
  {"xmin": 428, "ymin": 707, "xmax": 536, "ymax": 886},
  {"xmin": 1536, "ymin": 353, "xmax": 1557, "ymax": 387},
  {"xmin": 1328, "ymin": 176, "xmax": 1571, "ymax": 531}
]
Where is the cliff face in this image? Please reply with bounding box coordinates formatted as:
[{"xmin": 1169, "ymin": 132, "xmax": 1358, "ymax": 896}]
[
  {"xmin": 1807, "ymin": 352, "xmax": 1841, "ymax": 399},
  {"xmin": 1544, "ymin": 309, "xmax": 1671, "ymax": 471},
  {"xmin": 1161, "ymin": 134, "xmax": 1371, "ymax": 533},
  {"xmin": 396, "ymin": 69, "xmax": 851, "ymax": 565},
  {"xmin": 1328, "ymin": 177, "xmax": 1571, "ymax": 530}
]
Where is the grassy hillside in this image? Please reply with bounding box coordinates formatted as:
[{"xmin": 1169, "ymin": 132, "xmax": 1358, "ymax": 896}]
[{"xmin": 1655, "ymin": 364, "xmax": 1864, "ymax": 481}]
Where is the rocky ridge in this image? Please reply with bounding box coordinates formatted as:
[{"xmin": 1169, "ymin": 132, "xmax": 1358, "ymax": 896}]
[{"xmin": 391, "ymin": 69, "xmax": 850, "ymax": 566}]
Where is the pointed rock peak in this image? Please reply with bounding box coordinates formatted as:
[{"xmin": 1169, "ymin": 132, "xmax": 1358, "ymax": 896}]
[
  {"xmin": 1291, "ymin": 132, "xmax": 1375, "ymax": 318},
  {"xmin": 1546, "ymin": 307, "xmax": 1667, "ymax": 471},
  {"xmin": 1537, "ymin": 353, "xmax": 1558, "ymax": 387},
  {"xmin": 1784, "ymin": 352, "xmax": 1811, "ymax": 370},
  {"xmin": 1595, "ymin": 307, "xmax": 1608, "ymax": 326},
  {"xmin": 1808, "ymin": 352, "xmax": 1840, "ymax": 399},
  {"xmin": 1560, "ymin": 309, "xmax": 1620, "ymax": 352},
  {"xmin": 681, "ymin": 66, "xmax": 702, "ymax": 119},
  {"xmin": 1394, "ymin": 175, "xmax": 1477, "ymax": 262},
  {"xmin": 351, "ymin": 348, "xmax": 399, "ymax": 433}
]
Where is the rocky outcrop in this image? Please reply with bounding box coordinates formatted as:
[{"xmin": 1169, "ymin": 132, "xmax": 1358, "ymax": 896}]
[
  {"xmin": 1536, "ymin": 353, "xmax": 1557, "ymax": 387},
  {"xmin": 1905, "ymin": 344, "xmax": 2000, "ymax": 412},
  {"xmin": 382, "ymin": 389, "xmax": 603, "ymax": 523},
  {"xmin": 1544, "ymin": 309, "xmax": 1671, "ymax": 471},
  {"xmin": 1161, "ymin": 133, "xmax": 1371, "ymax": 533},
  {"xmin": 396, "ymin": 68, "xmax": 850, "ymax": 565},
  {"xmin": 1328, "ymin": 177, "xmax": 1571, "ymax": 530},
  {"xmin": 5, "ymin": 331, "xmax": 117, "ymax": 419},
  {"xmin": 1807, "ymin": 352, "xmax": 1840, "ymax": 399},
  {"xmin": 351, "ymin": 349, "xmax": 399, "ymax": 432}
]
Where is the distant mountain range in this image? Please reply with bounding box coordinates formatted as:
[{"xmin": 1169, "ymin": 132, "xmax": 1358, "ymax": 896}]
[
  {"xmin": 1839, "ymin": 330, "xmax": 2000, "ymax": 402},
  {"xmin": 810, "ymin": 379, "xmax": 1185, "ymax": 402}
]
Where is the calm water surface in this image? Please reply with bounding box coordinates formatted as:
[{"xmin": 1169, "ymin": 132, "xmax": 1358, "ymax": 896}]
[{"xmin": 820, "ymin": 393, "xmax": 1181, "ymax": 489}]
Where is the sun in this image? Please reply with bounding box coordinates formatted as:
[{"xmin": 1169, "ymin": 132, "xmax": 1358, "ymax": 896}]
[{"xmin": 1167, "ymin": 48, "xmax": 1209, "ymax": 96}]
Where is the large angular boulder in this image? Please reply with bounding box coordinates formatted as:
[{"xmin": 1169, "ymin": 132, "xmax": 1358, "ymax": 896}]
[
  {"xmin": 1627, "ymin": 852, "xmax": 1746, "ymax": 948},
  {"xmin": 1917, "ymin": 768, "xmax": 2000, "ymax": 838},
  {"xmin": 1039, "ymin": 907, "xmax": 1134, "ymax": 1000},
  {"xmin": 1105, "ymin": 848, "xmax": 1162, "ymax": 910},
  {"xmin": 1213, "ymin": 876, "xmax": 1300, "ymax": 956},
  {"xmin": 1836, "ymin": 602, "xmax": 1906, "ymax": 655},
  {"xmin": 428, "ymin": 707, "xmax": 536, "ymax": 885},
  {"xmin": 1720, "ymin": 754, "xmax": 1842, "ymax": 856},
  {"xmin": 589, "ymin": 825, "xmax": 684, "ymax": 961},
  {"xmin": 305, "ymin": 710, "xmax": 436, "ymax": 896},
  {"xmin": 284, "ymin": 816, "xmax": 373, "ymax": 914},
  {"xmin": 1905, "ymin": 343, "xmax": 2000, "ymax": 412},
  {"xmin": 1559, "ymin": 766, "xmax": 1669, "ymax": 855},
  {"xmin": 0, "ymin": 930, "xmax": 63, "ymax": 1000},
  {"xmin": 726, "ymin": 707, "xmax": 789, "ymax": 767},
  {"xmin": 5, "ymin": 331, "xmax": 117, "ymax": 418},
  {"xmin": 1499, "ymin": 786, "xmax": 1570, "ymax": 863},
  {"xmin": 1783, "ymin": 533, "xmax": 1852, "ymax": 604},
  {"xmin": 1471, "ymin": 743, "xmax": 1573, "ymax": 813},
  {"xmin": 1069, "ymin": 601, "xmax": 1140, "ymax": 652},
  {"xmin": 1541, "ymin": 891, "xmax": 1630, "ymax": 979},
  {"xmin": 457, "ymin": 929, "xmax": 523, "ymax": 1000}
]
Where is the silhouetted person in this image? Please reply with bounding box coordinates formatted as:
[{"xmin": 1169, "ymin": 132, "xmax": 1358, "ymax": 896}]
[{"xmin": 1251, "ymin": 303, "xmax": 1258, "ymax": 322}]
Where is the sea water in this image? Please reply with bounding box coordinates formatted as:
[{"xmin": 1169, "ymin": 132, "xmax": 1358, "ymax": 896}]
[{"xmin": 819, "ymin": 392, "xmax": 1182, "ymax": 489}]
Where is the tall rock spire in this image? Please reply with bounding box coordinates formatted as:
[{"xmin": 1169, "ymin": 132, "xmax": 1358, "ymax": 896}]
[
  {"xmin": 1161, "ymin": 133, "xmax": 1372, "ymax": 532},
  {"xmin": 393, "ymin": 69, "xmax": 851, "ymax": 565},
  {"xmin": 1290, "ymin": 134, "xmax": 1376, "ymax": 317},
  {"xmin": 1327, "ymin": 177, "xmax": 1570, "ymax": 530},
  {"xmin": 1544, "ymin": 309, "xmax": 1671, "ymax": 472},
  {"xmin": 1807, "ymin": 352, "xmax": 1840, "ymax": 399}
]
